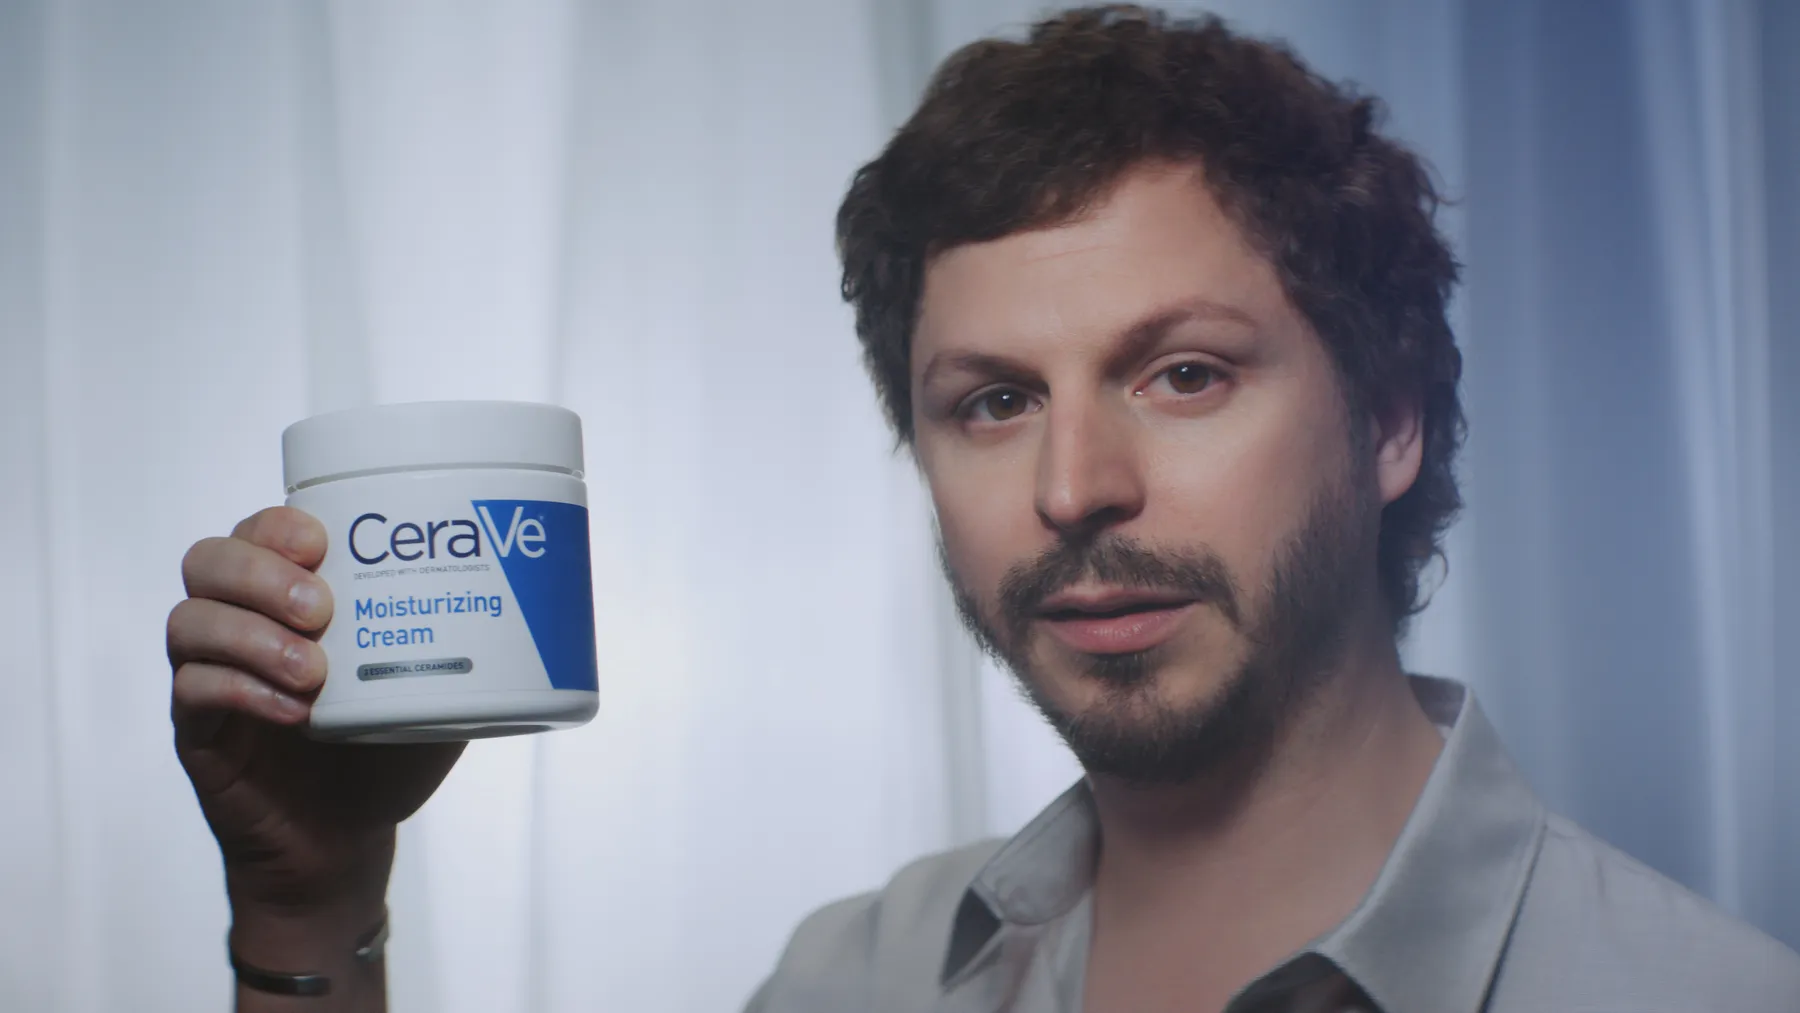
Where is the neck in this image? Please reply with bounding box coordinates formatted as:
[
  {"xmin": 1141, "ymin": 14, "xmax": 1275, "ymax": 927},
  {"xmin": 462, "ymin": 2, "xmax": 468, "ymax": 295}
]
[{"xmin": 1084, "ymin": 624, "xmax": 1444, "ymax": 990}]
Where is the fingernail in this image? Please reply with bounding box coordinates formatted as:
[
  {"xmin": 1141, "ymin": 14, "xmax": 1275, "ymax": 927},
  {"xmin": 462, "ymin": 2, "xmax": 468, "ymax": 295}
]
[
  {"xmin": 285, "ymin": 520, "xmax": 317, "ymax": 557},
  {"xmin": 283, "ymin": 641, "xmax": 322, "ymax": 690},
  {"xmin": 289, "ymin": 581, "xmax": 324, "ymax": 624},
  {"xmin": 269, "ymin": 688, "xmax": 310, "ymax": 721}
]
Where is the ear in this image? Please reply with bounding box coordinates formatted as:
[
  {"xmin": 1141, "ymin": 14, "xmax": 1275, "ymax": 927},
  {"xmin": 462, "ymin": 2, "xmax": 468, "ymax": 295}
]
[{"xmin": 1372, "ymin": 397, "xmax": 1425, "ymax": 508}]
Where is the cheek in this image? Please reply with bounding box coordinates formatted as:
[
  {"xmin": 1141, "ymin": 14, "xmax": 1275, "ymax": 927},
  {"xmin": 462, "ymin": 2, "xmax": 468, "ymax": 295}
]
[
  {"xmin": 923, "ymin": 441, "xmax": 1045, "ymax": 594},
  {"xmin": 1143, "ymin": 394, "xmax": 1344, "ymax": 587}
]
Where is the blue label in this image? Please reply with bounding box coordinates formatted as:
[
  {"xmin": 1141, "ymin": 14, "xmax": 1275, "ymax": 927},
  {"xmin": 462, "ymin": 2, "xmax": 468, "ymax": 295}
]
[{"xmin": 472, "ymin": 499, "xmax": 599, "ymax": 692}]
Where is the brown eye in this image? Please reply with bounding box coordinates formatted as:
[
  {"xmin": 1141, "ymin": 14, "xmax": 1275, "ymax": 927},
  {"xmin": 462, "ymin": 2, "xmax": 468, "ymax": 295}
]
[
  {"xmin": 1163, "ymin": 363, "xmax": 1217, "ymax": 395},
  {"xmin": 980, "ymin": 389, "xmax": 1032, "ymax": 421}
]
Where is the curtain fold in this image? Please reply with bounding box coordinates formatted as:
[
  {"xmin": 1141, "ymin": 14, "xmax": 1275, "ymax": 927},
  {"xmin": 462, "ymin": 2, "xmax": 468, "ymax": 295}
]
[
  {"xmin": 1456, "ymin": 0, "xmax": 1796, "ymax": 925},
  {"xmin": 0, "ymin": 3, "xmax": 57, "ymax": 1011},
  {"xmin": 1758, "ymin": 0, "xmax": 1800, "ymax": 951}
]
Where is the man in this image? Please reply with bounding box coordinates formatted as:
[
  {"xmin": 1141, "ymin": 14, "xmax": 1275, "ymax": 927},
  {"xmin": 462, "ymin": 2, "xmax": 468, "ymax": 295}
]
[{"xmin": 167, "ymin": 6, "xmax": 1800, "ymax": 1011}]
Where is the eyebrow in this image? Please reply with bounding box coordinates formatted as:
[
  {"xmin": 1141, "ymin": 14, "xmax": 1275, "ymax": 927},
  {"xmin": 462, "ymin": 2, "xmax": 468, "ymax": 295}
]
[{"xmin": 918, "ymin": 298, "xmax": 1257, "ymax": 389}]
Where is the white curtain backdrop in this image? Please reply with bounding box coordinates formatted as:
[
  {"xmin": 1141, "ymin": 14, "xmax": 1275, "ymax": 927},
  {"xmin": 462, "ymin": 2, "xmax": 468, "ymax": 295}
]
[{"xmin": 2, "ymin": 2, "xmax": 1795, "ymax": 1011}]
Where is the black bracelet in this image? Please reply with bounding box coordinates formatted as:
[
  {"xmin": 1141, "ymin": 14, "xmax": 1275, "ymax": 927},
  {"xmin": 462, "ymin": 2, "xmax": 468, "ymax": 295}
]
[
  {"xmin": 229, "ymin": 951, "xmax": 333, "ymax": 997},
  {"xmin": 228, "ymin": 907, "xmax": 389, "ymax": 998}
]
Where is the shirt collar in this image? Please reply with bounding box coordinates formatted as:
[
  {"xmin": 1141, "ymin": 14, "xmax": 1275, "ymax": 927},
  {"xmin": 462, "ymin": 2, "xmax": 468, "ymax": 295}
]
[
  {"xmin": 941, "ymin": 676, "xmax": 1547, "ymax": 1013},
  {"xmin": 1312, "ymin": 677, "xmax": 1546, "ymax": 1013}
]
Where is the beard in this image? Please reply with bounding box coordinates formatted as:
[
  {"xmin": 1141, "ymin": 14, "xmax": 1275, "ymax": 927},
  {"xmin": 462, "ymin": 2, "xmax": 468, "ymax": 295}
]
[{"xmin": 944, "ymin": 475, "xmax": 1372, "ymax": 786}]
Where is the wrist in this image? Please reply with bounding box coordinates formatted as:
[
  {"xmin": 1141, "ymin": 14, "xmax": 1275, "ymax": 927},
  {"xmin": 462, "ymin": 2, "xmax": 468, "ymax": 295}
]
[
  {"xmin": 219, "ymin": 837, "xmax": 395, "ymax": 1005},
  {"xmin": 224, "ymin": 831, "xmax": 395, "ymax": 923},
  {"xmin": 228, "ymin": 891, "xmax": 388, "ymax": 977}
]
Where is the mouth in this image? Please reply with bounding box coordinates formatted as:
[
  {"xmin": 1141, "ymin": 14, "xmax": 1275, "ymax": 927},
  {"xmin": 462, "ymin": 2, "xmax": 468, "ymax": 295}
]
[{"xmin": 1034, "ymin": 590, "xmax": 1198, "ymax": 655}]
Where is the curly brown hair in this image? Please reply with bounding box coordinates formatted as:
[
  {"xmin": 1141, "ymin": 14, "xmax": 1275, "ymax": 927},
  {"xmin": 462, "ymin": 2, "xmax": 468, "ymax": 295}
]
[{"xmin": 834, "ymin": 4, "xmax": 1465, "ymax": 628}]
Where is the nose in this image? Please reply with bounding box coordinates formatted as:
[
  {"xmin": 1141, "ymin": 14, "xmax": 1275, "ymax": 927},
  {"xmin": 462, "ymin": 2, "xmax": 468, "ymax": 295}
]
[{"xmin": 1034, "ymin": 395, "xmax": 1146, "ymax": 538}]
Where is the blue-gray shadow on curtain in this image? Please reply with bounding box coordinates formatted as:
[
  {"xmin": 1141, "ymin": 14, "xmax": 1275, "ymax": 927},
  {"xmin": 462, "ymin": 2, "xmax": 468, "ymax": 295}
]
[
  {"xmin": 1459, "ymin": 0, "xmax": 1800, "ymax": 949},
  {"xmin": 1459, "ymin": 0, "xmax": 1713, "ymax": 898},
  {"xmin": 1759, "ymin": 0, "xmax": 1800, "ymax": 953}
]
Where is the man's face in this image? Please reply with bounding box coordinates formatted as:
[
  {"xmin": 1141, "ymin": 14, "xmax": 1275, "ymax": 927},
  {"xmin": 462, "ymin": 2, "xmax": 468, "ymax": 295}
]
[{"xmin": 911, "ymin": 164, "xmax": 1416, "ymax": 783}]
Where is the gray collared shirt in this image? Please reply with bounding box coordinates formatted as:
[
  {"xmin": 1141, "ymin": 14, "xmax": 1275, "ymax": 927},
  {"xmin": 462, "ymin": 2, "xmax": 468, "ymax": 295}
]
[{"xmin": 745, "ymin": 678, "xmax": 1800, "ymax": 1012}]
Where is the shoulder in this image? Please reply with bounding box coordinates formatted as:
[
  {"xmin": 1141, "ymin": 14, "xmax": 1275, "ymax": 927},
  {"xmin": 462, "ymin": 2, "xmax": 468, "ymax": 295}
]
[
  {"xmin": 743, "ymin": 839, "xmax": 1005, "ymax": 1013},
  {"xmin": 1492, "ymin": 813, "xmax": 1800, "ymax": 1011}
]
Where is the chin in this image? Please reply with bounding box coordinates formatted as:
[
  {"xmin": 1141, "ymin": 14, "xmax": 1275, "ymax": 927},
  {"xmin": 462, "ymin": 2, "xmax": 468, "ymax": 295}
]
[
  {"xmin": 1029, "ymin": 640, "xmax": 1239, "ymax": 718},
  {"xmin": 1012, "ymin": 640, "xmax": 1277, "ymax": 784}
]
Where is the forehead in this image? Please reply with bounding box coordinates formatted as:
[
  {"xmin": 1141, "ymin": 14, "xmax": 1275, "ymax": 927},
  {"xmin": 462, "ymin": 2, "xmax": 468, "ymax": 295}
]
[{"xmin": 913, "ymin": 164, "xmax": 1293, "ymax": 368}]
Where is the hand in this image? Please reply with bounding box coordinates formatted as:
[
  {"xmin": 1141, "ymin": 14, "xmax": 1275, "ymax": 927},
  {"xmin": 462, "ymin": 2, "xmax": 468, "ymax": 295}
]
[{"xmin": 168, "ymin": 506, "xmax": 464, "ymax": 916}]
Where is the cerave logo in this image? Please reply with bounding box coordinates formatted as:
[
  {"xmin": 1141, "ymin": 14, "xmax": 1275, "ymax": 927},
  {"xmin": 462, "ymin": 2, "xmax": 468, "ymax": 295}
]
[{"xmin": 348, "ymin": 504, "xmax": 548, "ymax": 565}]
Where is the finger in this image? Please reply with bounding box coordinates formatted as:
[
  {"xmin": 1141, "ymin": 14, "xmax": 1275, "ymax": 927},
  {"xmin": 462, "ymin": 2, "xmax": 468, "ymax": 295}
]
[
  {"xmin": 182, "ymin": 536, "xmax": 333, "ymax": 632},
  {"xmin": 173, "ymin": 661, "xmax": 311, "ymax": 733},
  {"xmin": 167, "ymin": 597, "xmax": 327, "ymax": 695},
  {"xmin": 231, "ymin": 505, "xmax": 329, "ymax": 570}
]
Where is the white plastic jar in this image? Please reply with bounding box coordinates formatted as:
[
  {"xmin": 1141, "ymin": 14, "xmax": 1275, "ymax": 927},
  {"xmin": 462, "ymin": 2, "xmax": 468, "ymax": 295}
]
[{"xmin": 282, "ymin": 400, "xmax": 599, "ymax": 743}]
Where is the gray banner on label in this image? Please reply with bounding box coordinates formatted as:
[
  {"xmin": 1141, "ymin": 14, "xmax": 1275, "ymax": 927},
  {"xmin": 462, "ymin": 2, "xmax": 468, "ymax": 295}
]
[{"xmin": 357, "ymin": 657, "xmax": 475, "ymax": 681}]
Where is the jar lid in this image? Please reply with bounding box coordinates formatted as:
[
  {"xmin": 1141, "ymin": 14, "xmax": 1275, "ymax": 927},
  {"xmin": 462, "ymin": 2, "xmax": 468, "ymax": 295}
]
[{"xmin": 282, "ymin": 400, "xmax": 585, "ymax": 493}]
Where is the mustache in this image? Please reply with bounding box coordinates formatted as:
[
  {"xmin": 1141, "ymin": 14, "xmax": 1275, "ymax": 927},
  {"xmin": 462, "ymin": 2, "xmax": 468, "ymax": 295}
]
[{"xmin": 995, "ymin": 534, "xmax": 1243, "ymax": 642}]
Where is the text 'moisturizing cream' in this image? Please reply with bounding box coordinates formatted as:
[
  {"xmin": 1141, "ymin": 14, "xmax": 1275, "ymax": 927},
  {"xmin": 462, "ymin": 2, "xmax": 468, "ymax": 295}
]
[{"xmin": 282, "ymin": 400, "xmax": 599, "ymax": 743}]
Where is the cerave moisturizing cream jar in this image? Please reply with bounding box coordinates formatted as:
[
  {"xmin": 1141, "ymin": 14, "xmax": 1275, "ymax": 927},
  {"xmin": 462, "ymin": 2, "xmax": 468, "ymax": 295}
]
[{"xmin": 282, "ymin": 400, "xmax": 599, "ymax": 743}]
